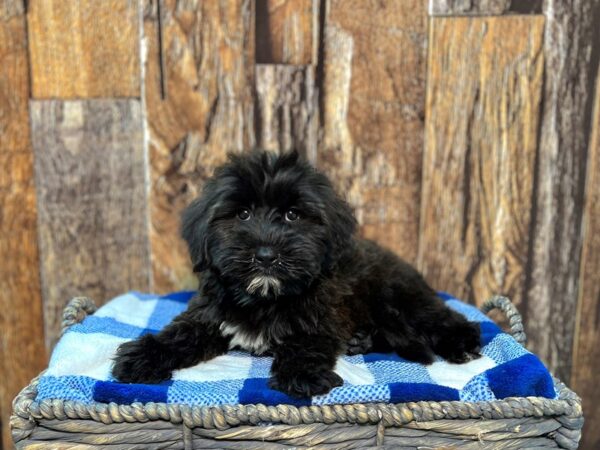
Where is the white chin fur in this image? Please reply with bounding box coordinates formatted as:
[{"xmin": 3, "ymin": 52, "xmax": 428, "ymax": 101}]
[{"xmin": 246, "ymin": 275, "xmax": 282, "ymax": 297}]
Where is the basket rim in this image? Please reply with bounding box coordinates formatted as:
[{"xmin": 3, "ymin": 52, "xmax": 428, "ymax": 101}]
[{"xmin": 10, "ymin": 295, "xmax": 584, "ymax": 447}]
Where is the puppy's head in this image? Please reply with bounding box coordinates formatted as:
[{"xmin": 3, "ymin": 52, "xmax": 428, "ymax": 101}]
[{"xmin": 181, "ymin": 150, "xmax": 356, "ymax": 300}]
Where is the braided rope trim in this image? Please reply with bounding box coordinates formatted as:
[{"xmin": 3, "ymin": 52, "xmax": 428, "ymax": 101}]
[
  {"xmin": 10, "ymin": 296, "xmax": 583, "ymax": 448},
  {"xmin": 481, "ymin": 295, "xmax": 527, "ymax": 345}
]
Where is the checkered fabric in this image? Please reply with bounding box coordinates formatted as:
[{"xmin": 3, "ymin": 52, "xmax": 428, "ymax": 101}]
[{"xmin": 36, "ymin": 291, "xmax": 556, "ymax": 407}]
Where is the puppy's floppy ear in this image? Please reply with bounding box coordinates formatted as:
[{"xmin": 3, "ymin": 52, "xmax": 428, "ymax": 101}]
[{"xmin": 180, "ymin": 182, "xmax": 219, "ymax": 272}]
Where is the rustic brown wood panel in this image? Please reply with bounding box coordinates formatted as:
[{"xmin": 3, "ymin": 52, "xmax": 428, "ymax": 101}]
[
  {"xmin": 0, "ymin": 3, "xmax": 47, "ymax": 449},
  {"xmin": 256, "ymin": 0, "xmax": 315, "ymax": 64},
  {"xmin": 319, "ymin": 0, "xmax": 427, "ymax": 263},
  {"xmin": 30, "ymin": 100, "xmax": 152, "ymax": 350},
  {"xmin": 144, "ymin": 0, "xmax": 255, "ymax": 292},
  {"xmin": 255, "ymin": 64, "xmax": 318, "ymax": 161},
  {"xmin": 27, "ymin": 0, "xmax": 140, "ymax": 98},
  {"xmin": 571, "ymin": 69, "xmax": 600, "ymax": 450},
  {"xmin": 418, "ymin": 17, "xmax": 544, "ymax": 307},
  {"xmin": 429, "ymin": 0, "xmax": 543, "ymax": 15},
  {"xmin": 524, "ymin": 0, "xmax": 600, "ymax": 382}
]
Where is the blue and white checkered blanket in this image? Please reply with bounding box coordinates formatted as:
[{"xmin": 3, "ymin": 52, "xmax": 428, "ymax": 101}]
[{"xmin": 36, "ymin": 291, "xmax": 556, "ymax": 407}]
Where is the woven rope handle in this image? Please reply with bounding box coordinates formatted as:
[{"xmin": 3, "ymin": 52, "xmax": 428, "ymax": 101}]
[
  {"xmin": 480, "ymin": 295, "xmax": 527, "ymax": 346},
  {"xmin": 61, "ymin": 296, "xmax": 97, "ymax": 334}
]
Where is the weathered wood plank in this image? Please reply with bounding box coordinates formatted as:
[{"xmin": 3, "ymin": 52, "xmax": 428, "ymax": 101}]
[
  {"xmin": 429, "ymin": 0, "xmax": 543, "ymax": 15},
  {"xmin": 144, "ymin": 0, "xmax": 255, "ymax": 292},
  {"xmin": 0, "ymin": 4, "xmax": 47, "ymax": 449},
  {"xmin": 319, "ymin": 0, "xmax": 427, "ymax": 263},
  {"xmin": 255, "ymin": 64, "xmax": 318, "ymax": 161},
  {"xmin": 571, "ymin": 69, "xmax": 600, "ymax": 450},
  {"xmin": 30, "ymin": 100, "xmax": 152, "ymax": 350},
  {"xmin": 256, "ymin": 0, "xmax": 315, "ymax": 64},
  {"xmin": 418, "ymin": 17, "xmax": 544, "ymax": 308},
  {"xmin": 524, "ymin": 0, "xmax": 600, "ymax": 382},
  {"xmin": 27, "ymin": 0, "xmax": 140, "ymax": 98}
]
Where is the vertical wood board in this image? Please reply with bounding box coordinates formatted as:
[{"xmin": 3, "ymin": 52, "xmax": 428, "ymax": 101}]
[
  {"xmin": 144, "ymin": 0, "xmax": 255, "ymax": 292},
  {"xmin": 30, "ymin": 100, "xmax": 152, "ymax": 350},
  {"xmin": 572, "ymin": 68, "xmax": 600, "ymax": 450},
  {"xmin": 319, "ymin": 0, "xmax": 427, "ymax": 264},
  {"xmin": 0, "ymin": 4, "xmax": 47, "ymax": 450},
  {"xmin": 418, "ymin": 16, "xmax": 544, "ymax": 310},
  {"xmin": 27, "ymin": 0, "xmax": 140, "ymax": 98},
  {"xmin": 255, "ymin": 64, "xmax": 318, "ymax": 162},
  {"xmin": 429, "ymin": 0, "xmax": 543, "ymax": 15},
  {"xmin": 524, "ymin": 0, "xmax": 600, "ymax": 381},
  {"xmin": 256, "ymin": 0, "xmax": 315, "ymax": 64}
]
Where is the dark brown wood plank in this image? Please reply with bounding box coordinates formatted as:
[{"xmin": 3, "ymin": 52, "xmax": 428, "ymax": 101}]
[
  {"xmin": 319, "ymin": 0, "xmax": 427, "ymax": 263},
  {"xmin": 571, "ymin": 69, "xmax": 600, "ymax": 450},
  {"xmin": 524, "ymin": 0, "xmax": 600, "ymax": 382},
  {"xmin": 429, "ymin": 0, "xmax": 543, "ymax": 15},
  {"xmin": 418, "ymin": 16, "xmax": 544, "ymax": 310},
  {"xmin": 256, "ymin": 0, "xmax": 315, "ymax": 64},
  {"xmin": 0, "ymin": 3, "xmax": 47, "ymax": 449},
  {"xmin": 255, "ymin": 64, "xmax": 318, "ymax": 161},
  {"xmin": 30, "ymin": 100, "xmax": 152, "ymax": 350},
  {"xmin": 27, "ymin": 0, "xmax": 140, "ymax": 98},
  {"xmin": 144, "ymin": 0, "xmax": 255, "ymax": 292}
]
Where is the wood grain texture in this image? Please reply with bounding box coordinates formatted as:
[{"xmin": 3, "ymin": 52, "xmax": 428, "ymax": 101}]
[
  {"xmin": 571, "ymin": 69, "xmax": 600, "ymax": 450},
  {"xmin": 0, "ymin": 4, "xmax": 47, "ymax": 449},
  {"xmin": 27, "ymin": 0, "xmax": 140, "ymax": 98},
  {"xmin": 255, "ymin": 64, "xmax": 318, "ymax": 161},
  {"xmin": 429, "ymin": 0, "xmax": 543, "ymax": 15},
  {"xmin": 418, "ymin": 16, "xmax": 544, "ymax": 309},
  {"xmin": 30, "ymin": 100, "xmax": 151, "ymax": 350},
  {"xmin": 256, "ymin": 0, "xmax": 315, "ymax": 64},
  {"xmin": 144, "ymin": 0, "xmax": 255, "ymax": 292},
  {"xmin": 524, "ymin": 0, "xmax": 600, "ymax": 382},
  {"xmin": 319, "ymin": 0, "xmax": 427, "ymax": 263}
]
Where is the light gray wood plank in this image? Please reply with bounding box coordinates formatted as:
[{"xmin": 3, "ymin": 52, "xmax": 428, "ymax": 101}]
[
  {"xmin": 255, "ymin": 64, "xmax": 318, "ymax": 162},
  {"xmin": 30, "ymin": 100, "xmax": 152, "ymax": 350},
  {"xmin": 429, "ymin": 0, "xmax": 543, "ymax": 15}
]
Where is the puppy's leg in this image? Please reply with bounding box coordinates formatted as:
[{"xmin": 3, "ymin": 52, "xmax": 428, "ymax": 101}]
[
  {"xmin": 112, "ymin": 307, "xmax": 229, "ymax": 384},
  {"xmin": 268, "ymin": 334, "xmax": 343, "ymax": 398},
  {"xmin": 427, "ymin": 304, "xmax": 481, "ymax": 363},
  {"xmin": 346, "ymin": 329, "xmax": 373, "ymax": 355},
  {"xmin": 383, "ymin": 287, "xmax": 481, "ymax": 364}
]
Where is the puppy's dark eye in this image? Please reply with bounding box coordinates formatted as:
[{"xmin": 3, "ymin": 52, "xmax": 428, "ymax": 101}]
[
  {"xmin": 237, "ymin": 208, "xmax": 251, "ymax": 221},
  {"xmin": 285, "ymin": 209, "xmax": 299, "ymax": 222}
]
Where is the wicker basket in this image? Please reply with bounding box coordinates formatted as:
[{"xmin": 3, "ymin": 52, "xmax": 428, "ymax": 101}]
[{"xmin": 11, "ymin": 296, "xmax": 584, "ymax": 449}]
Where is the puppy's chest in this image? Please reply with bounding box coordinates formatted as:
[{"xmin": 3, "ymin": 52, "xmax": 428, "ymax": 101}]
[{"xmin": 219, "ymin": 322, "xmax": 272, "ymax": 355}]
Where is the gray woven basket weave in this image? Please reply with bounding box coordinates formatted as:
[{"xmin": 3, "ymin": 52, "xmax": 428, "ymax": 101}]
[{"xmin": 11, "ymin": 296, "xmax": 584, "ymax": 449}]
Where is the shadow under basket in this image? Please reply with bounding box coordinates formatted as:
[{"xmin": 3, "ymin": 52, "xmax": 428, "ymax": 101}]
[{"xmin": 11, "ymin": 296, "xmax": 584, "ymax": 449}]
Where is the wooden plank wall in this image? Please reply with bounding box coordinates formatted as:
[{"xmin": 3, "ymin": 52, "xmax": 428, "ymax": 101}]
[
  {"xmin": 572, "ymin": 66, "xmax": 600, "ymax": 450},
  {"xmin": 0, "ymin": 2, "xmax": 47, "ymax": 448},
  {"xmin": 1, "ymin": 0, "xmax": 599, "ymax": 448},
  {"xmin": 319, "ymin": 0, "xmax": 427, "ymax": 262},
  {"xmin": 419, "ymin": 15, "xmax": 545, "ymax": 308}
]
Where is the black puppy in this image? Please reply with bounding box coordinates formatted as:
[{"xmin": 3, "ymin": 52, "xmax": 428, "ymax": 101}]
[{"xmin": 112, "ymin": 150, "xmax": 480, "ymax": 397}]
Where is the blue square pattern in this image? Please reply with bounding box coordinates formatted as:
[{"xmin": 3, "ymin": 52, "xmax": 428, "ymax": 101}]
[{"xmin": 35, "ymin": 291, "xmax": 557, "ymax": 407}]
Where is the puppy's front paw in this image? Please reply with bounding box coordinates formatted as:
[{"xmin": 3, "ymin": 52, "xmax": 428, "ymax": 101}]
[
  {"xmin": 346, "ymin": 330, "xmax": 373, "ymax": 355},
  {"xmin": 436, "ymin": 322, "xmax": 481, "ymax": 364},
  {"xmin": 112, "ymin": 334, "xmax": 172, "ymax": 384},
  {"xmin": 269, "ymin": 370, "xmax": 343, "ymax": 398}
]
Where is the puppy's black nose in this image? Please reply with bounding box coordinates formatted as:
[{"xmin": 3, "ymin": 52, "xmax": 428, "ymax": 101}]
[{"xmin": 255, "ymin": 246, "xmax": 277, "ymax": 267}]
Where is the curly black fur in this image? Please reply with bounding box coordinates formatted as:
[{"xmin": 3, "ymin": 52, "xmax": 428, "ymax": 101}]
[{"xmin": 112, "ymin": 150, "xmax": 481, "ymax": 397}]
